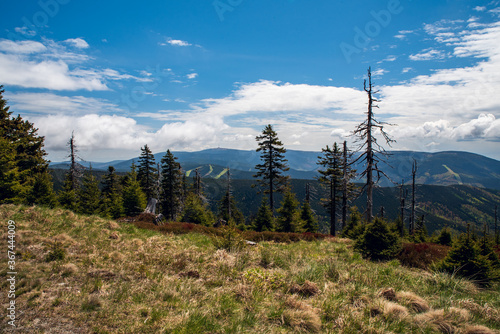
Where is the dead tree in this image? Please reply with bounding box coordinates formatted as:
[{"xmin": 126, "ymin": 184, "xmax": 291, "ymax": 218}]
[
  {"xmin": 341, "ymin": 140, "xmax": 357, "ymax": 231},
  {"xmin": 353, "ymin": 67, "xmax": 395, "ymax": 223},
  {"xmin": 410, "ymin": 159, "xmax": 417, "ymax": 235},
  {"xmin": 66, "ymin": 131, "xmax": 84, "ymax": 191},
  {"xmin": 495, "ymin": 204, "xmax": 498, "ymax": 246},
  {"xmin": 399, "ymin": 179, "xmax": 408, "ymax": 237}
]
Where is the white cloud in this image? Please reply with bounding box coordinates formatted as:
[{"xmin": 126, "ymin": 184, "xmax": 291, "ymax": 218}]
[
  {"xmin": 32, "ymin": 114, "xmax": 225, "ymax": 157},
  {"xmin": 401, "ymin": 67, "xmax": 413, "ymax": 73},
  {"xmin": 162, "ymin": 38, "xmax": 192, "ymax": 47},
  {"xmin": 0, "ymin": 38, "xmax": 153, "ymax": 91},
  {"xmin": 14, "ymin": 26, "xmax": 36, "ymax": 37},
  {"xmin": 474, "ymin": 6, "xmax": 486, "ymax": 12},
  {"xmin": 0, "ymin": 39, "xmax": 46, "ymax": 54},
  {"xmin": 372, "ymin": 68, "xmax": 388, "ymax": 77},
  {"xmin": 409, "ymin": 48, "xmax": 447, "ymax": 61},
  {"xmin": 64, "ymin": 38, "xmax": 89, "ymax": 49},
  {"xmin": 0, "ymin": 53, "xmax": 108, "ymax": 91},
  {"xmin": 391, "ymin": 114, "xmax": 500, "ymax": 141},
  {"xmin": 6, "ymin": 92, "xmax": 122, "ymax": 115},
  {"xmin": 187, "ymin": 73, "xmax": 198, "ymax": 79}
]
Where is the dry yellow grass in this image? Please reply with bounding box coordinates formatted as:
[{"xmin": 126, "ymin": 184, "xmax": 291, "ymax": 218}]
[
  {"xmin": 397, "ymin": 291, "xmax": 430, "ymax": 313},
  {"xmin": 1, "ymin": 204, "xmax": 499, "ymax": 334}
]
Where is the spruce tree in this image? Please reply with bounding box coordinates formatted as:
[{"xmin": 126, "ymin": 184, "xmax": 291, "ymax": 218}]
[
  {"xmin": 342, "ymin": 206, "xmax": 364, "ymax": 239},
  {"xmin": 0, "ymin": 137, "xmax": 22, "ymax": 203},
  {"xmin": 180, "ymin": 192, "xmax": 214, "ymax": 226},
  {"xmin": 438, "ymin": 227, "xmax": 493, "ymax": 285},
  {"xmin": 122, "ymin": 163, "xmax": 147, "ymax": 216},
  {"xmin": 354, "ymin": 217, "xmax": 401, "ymax": 261},
  {"xmin": 161, "ymin": 150, "xmax": 183, "ymax": 220},
  {"xmin": 276, "ymin": 190, "xmax": 301, "ymax": 232},
  {"xmin": 58, "ymin": 172, "xmax": 79, "ymax": 211},
  {"xmin": 100, "ymin": 166, "xmax": 124, "ymax": 219},
  {"xmin": 435, "ymin": 227, "xmax": 453, "ymax": 246},
  {"xmin": 254, "ymin": 124, "xmax": 289, "ymax": 213},
  {"xmin": 253, "ymin": 197, "xmax": 274, "ymax": 232},
  {"xmin": 317, "ymin": 143, "xmax": 343, "ymax": 236},
  {"xmin": 300, "ymin": 201, "xmax": 318, "ymax": 233},
  {"xmin": 26, "ymin": 172, "xmax": 57, "ymax": 208},
  {"xmin": 0, "ymin": 85, "xmax": 53, "ymax": 203},
  {"xmin": 137, "ymin": 145, "xmax": 158, "ymax": 200},
  {"xmin": 78, "ymin": 167, "xmax": 101, "ymax": 215}
]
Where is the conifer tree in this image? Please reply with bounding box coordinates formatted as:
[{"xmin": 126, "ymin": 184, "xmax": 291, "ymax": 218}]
[
  {"xmin": 276, "ymin": 189, "xmax": 301, "ymax": 232},
  {"xmin": 218, "ymin": 170, "xmax": 245, "ymax": 225},
  {"xmin": 300, "ymin": 201, "xmax": 318, "ymax": 233},
  {"xmin": 137, "ymin": 144, "xmax": 158, "ymax": 200},
  {"xmin": 58, "ymin": 173, "xmax": 79, "ymax": 211},
  {"xmin": 438, "ymin": 226, "xmax": 493, "ymax": 285},
  {"xmin": 161, "ymin": 150, "xmax": 183, "ymax": 220},
  {"xmin": 253, "ymin": 197, "xmax": 274, "ymax": 232},
  {"xmin": 180, "ymin": 192, "xmax": 214, "ymax": 226},
  {"xmin": 354, "ymin": 217, "xmax": 401, "ymax": 261},
  {"xmin": 317, "ymin": 143, "xmax": 343, "ymax": 236},
  {"xmin": 352, "ymin": 68, "xmax": 395, "ymax": 223},
  {"xmin": 122, "ymin": 163, "xmax": 147, "ymax": 216},
  {"xmin": 78, "ymin": 166, "xmax": 101, "ymax": 215},
  {"xmin": 0, "ymin": 137, "xmax": 22, "ymax": 203},
  {"xmin": 342, "ymin": 206, "xmax": 364, "ymax": 239},
  {"xmin": 26, "ymin": 172, "xmax": 57, "ymax": 208},
  {"xmin": 0, "ymin": 85, "xmax": 53, "ymax": 203},
  {"xmin": 435, "ymin": 227, "xmax": 452, "ymax": 246},
  {"xmin": 254, "ymin": 124, "xmax": 290, "ymax": 213},
  {"xmin": 101, "ymin": 166, "xmax": 123, "ymax": 219}
]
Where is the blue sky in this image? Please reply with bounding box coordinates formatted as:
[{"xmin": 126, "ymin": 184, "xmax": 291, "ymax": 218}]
[{"xmin": 1, "ymin": 0, "xmax": 500, "ymax": 161}]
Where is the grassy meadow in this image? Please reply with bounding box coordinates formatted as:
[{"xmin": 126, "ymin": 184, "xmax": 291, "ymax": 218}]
[{"xmin": 1, "ymin": 204, "xmax": 499, "ymax": 333}]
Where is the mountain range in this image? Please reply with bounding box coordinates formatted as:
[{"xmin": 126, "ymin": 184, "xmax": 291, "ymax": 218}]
[{"xmin": 50, "ymin": 148, "xmax": 500, "ymax": 190}]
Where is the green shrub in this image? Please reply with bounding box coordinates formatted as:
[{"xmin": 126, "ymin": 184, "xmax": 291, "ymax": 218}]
[
  {"xmin": 436, "ymin": 231, "xmax": 495, "ymax": 286},
  {"xmin": 354, "ymin": 217, "xmax": 401, "ymax": 261},
  {"xmin": 434, "ymin": 227, "xmax": 453, "ymax": 246}
]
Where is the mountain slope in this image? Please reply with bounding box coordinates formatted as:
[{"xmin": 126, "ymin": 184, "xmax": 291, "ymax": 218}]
[{"xmin": 50, "ymin": 148, "xmax": 500, "ymax": 189}]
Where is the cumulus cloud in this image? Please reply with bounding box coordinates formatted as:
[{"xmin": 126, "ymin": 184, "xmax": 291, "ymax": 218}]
[
  {"xmin": 0, "ymin": 38, "xmax": 153, "ymax": 90},
  {"xmin": 32, "ymin": 114, "xmax": 225, "ymax": 156},
  {"xmin": 391, "ymin": 114, "xmax": 500, "ymax": 141},
  {"xmin": 187, "ymin": 73, "xmax": 198, "ymax": 79},
  {"xmin": 0, "ymin": 39, "xmax": 46, "ymax": 53},
  {"xmin": 64, "ymin": 38, "xmax": 89, "ymax": 49}
]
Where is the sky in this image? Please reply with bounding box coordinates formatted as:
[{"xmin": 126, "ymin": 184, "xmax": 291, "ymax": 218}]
[{"xmin": 1, "ymin": 0, "xmax": 500, "ymax": 162}]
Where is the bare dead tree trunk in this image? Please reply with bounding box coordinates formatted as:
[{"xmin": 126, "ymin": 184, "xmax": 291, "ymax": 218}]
[
  {"xmin": 305, "ymin": 183, "xmax": 310, "ymax": 203},
  {"xmin": 399, "ymin": 179, "xmax": 406, "ymax": 237},
  {"xmin": 342, "ymin": 141, "xmax": 348, "ymax": 231},
  {"xmin": 227, "ymin": 168, "xmax": 231, "ymax": 220},
  {"xmin": 410, "ymin": 160, "xmax": 417, "ymax": 235},
  {"xmin": 495, "ymin": 204, "xmax": 498, "ymax": 246},
  {"xmin": 353, "ymin": 67, "xmax": 394, "ymax": 225},
  {"xmin": 365, "ymin": 76, "xmax": 374, "ymax": 224}
]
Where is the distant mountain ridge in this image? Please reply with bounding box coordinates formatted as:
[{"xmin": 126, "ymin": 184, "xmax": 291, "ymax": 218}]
[{"xmin": 50, "ymin": 148, "xmax": 500, "ymax": 190}]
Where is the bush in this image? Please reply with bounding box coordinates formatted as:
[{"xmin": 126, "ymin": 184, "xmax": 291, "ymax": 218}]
[
  {"xmin": 354, "ymin": 217, "xmax": 402, "ymax": 261},
  {"xmin": 342, "ymin": 206, "xmax": 364, "ymax": 239},
  {"xmin": 436, "ymin": 231, "xmax": 495, "ymax": 286},
  {"xmin": 397, "ymin": 243, "xmax": 449, "ymax": 270},
  {"xmin": 434, "ymin": 227, "xmax": 453, "ymax": 246}
]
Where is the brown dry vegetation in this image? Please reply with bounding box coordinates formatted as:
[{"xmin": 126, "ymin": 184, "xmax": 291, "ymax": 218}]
[{"xmin": 1, "ymin": 204, "xmax": 499, "ymax": 333}]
